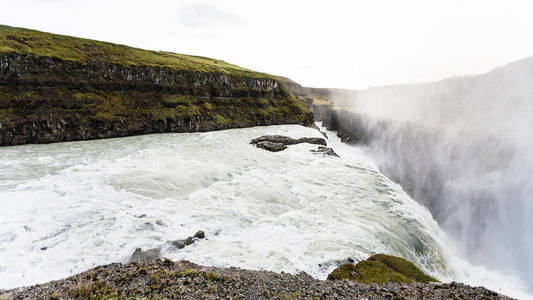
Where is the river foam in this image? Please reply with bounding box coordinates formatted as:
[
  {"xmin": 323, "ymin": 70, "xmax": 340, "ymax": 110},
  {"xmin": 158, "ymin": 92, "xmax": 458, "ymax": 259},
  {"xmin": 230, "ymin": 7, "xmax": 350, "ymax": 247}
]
[{"xmin": 0, "ymin": 124, "xmax": 529, "ymax": 298}]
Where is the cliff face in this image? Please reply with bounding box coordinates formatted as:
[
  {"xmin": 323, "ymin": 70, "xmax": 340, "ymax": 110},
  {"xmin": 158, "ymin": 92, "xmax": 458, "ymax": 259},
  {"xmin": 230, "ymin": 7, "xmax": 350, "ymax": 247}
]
[{"xmin": 0, "ymin": 25, "xmax": 312, "ymax": 146}]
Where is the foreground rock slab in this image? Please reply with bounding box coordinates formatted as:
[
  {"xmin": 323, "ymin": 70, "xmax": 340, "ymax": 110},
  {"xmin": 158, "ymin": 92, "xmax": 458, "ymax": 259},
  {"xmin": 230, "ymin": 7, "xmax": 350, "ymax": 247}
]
[
  {"xmin": 1, "ymin": 260, "xmax": 511, "ymax": 300},
  {"xmin": 251, "ymin": 135, "xmax": 327, "ymax": 152},
  {"xmin": 129, "ymin": 248, "xmax": 161, "ymax": 264}
]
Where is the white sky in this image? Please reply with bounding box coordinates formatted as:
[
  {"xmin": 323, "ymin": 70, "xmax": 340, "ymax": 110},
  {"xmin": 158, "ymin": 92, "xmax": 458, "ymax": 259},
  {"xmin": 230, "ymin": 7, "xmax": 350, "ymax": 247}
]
[{"xmin": 2, "ymin": 0, "xmax": 533, "ymax": 89}]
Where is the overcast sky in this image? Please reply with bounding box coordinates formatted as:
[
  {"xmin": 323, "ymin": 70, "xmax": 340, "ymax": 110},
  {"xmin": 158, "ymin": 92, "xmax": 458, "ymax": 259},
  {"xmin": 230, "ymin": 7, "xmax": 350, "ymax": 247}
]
[{"xmin": 2, "ymin": 0, "xmax": 533, "ymax": 89}]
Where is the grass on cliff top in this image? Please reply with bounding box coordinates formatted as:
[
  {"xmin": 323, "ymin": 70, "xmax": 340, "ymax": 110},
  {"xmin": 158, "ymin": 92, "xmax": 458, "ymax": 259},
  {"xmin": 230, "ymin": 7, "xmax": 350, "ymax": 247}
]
[
  {"xmin": 327, "ymin": 254, "xmax": 438, "ymax": 284},
  {"xmin": 0, "ymin": 24, "xmax": 271, "ymax": 78}
]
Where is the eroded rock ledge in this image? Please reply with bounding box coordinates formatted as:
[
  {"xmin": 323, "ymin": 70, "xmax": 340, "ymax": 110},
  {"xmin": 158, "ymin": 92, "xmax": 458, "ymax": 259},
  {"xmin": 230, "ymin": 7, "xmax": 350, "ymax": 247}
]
[
  {"xmin": 0, "ymin": 54, "xmax": 313, "ymax": 146},
  {"xmin": 250, "ymin": 135, "xmax": 327, "ymax": 152}
]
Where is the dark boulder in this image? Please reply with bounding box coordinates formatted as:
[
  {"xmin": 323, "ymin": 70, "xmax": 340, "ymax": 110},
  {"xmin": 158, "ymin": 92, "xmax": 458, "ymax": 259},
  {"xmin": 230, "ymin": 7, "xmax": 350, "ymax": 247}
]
[
  {"xmin": 251, "ymin": 135, "xmax": 326, "ymax": 146},
  {"xmin": 193, "ymin": 231, "xmax": 205, "ymax": 239},
  {"xmin": 251, "ymin": 135, "xmax": 327, "ymax": 152},
  {"xmin": 170, "ymin": 230, "xmax": 206, "ymax": 249}
]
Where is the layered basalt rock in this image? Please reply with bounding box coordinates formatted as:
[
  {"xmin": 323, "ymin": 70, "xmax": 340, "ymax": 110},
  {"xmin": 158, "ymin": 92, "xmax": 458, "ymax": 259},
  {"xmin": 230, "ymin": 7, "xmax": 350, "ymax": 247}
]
[
  {"xmin": 0, "ymin": 52, "xmax": 287, "ymax": 98},
  {"xmin": 0, "ymin": 26, "xmax": 313, "ymax": 146}
]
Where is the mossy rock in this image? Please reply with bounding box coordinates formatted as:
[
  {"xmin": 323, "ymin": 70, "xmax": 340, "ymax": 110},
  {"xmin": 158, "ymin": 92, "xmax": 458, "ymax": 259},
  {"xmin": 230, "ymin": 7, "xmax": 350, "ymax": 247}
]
[{"xmin": 327, "ymin": 254, "xmax": 438, "ymax": 284}]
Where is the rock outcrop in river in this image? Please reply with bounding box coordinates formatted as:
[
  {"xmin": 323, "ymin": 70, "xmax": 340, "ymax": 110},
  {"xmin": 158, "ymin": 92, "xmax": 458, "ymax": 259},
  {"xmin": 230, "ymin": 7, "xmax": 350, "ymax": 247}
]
[
  {"xmin": 250, "ymin": 135, "xmax": 327, "ymax": 152},
  {"xmin": 0, "ymin": 25, "xmax": 313, "ymax": 146}
]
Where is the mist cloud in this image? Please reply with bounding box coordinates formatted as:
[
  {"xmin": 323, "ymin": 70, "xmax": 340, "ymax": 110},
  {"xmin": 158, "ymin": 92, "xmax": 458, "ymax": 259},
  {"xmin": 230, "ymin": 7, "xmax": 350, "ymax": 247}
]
[{"xmin": 343, "ymin": 56, "xmax": 533, "ymax": 290}]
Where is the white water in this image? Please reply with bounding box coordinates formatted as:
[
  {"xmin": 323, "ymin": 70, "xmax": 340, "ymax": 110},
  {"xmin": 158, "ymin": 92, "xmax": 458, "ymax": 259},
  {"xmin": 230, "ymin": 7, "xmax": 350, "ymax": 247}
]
[{"xmin": 0, "ymin": 124, "xmax": 529, "ymax": 299}]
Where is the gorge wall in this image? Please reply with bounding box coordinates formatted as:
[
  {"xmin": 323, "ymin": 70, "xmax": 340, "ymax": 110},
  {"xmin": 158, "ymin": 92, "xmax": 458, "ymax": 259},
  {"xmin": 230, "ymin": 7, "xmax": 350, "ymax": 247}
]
[{"xmin": 0, "ymin": 26, "xmax": 313, "ymax": 146}]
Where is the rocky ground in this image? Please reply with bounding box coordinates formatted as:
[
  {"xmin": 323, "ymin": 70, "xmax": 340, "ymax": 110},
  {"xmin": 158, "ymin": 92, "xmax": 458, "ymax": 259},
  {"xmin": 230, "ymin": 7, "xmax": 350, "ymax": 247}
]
[{"xmin": 1, "ymin": 259, "xmax": 511, "ymax": 300}]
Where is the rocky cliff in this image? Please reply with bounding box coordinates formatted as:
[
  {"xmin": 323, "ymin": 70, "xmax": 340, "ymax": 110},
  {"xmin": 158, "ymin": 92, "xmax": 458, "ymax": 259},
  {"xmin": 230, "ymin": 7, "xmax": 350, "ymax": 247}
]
[{"xmin": 0, "ymin": 25, "xmax": 313, "ymax": 146}]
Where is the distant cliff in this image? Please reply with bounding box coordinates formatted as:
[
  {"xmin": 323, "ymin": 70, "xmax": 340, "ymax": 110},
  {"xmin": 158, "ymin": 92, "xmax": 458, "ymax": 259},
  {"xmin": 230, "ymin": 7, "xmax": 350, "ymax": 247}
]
[{"xmin": 0, "ymin": 25, "xmax": 313, "ymax": 146}]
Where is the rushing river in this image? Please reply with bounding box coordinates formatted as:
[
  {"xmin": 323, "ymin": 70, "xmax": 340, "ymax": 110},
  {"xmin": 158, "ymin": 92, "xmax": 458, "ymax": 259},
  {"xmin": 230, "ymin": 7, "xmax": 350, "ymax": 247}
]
[{"xmin": 0, "ymin": 124, "xmax": 529, "ymax": 299}]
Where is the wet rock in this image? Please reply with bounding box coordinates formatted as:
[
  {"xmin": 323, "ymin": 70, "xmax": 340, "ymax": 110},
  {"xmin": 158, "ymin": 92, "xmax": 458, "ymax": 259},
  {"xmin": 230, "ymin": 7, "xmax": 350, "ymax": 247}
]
[
  {"xmin": 311, "ymin": 146, "xmax": 339, "ymax": 157},
  {"xmin": 129, "ymin": 248, "xmax": 160, "ymax": 263},
  {"xmin": 40, "ymin": 247, "xmax": 47, "ymax": 251},
  {"xmin": 255, "ymin": 141, "xmax": 287, "ymax": 152},
  {"xmin": 251, "ymin": 135, "xmax": 326, "ymax": 146},
  {"xmin": 347, "ymin": 257, "xmax": 354, "ymax": 263},
  {"xmin": 170, "ymin": 230, "xmax": 206, "ymax": 249},
  {"xmin": 172, "ymin": 237, "xmax": 194, "ymax": 249},
  {"xmin": 251, "ymin": 135, "xmax": 327, "ymax": 152}
]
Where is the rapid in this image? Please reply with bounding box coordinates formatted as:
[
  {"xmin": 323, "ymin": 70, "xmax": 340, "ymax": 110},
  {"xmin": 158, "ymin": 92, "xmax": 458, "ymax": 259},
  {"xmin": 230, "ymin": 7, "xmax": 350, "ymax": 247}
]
[{"xmin": 0, "ymin": 124, "xmax": 529, "ymax": 298}]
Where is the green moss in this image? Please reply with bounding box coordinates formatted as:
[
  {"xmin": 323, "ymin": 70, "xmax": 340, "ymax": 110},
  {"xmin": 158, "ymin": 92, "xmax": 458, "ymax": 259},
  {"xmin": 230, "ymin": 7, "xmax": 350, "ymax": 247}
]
[
  {"xmin": 203, "ymin": 272, "xmax": 218, "ymax": 281},
  {"xmin": 161, "ymin": 95, "xmax": 192, "ymax": 107},
  {"xmin": 202, "ymin": 102, "xmax": 215, "ymax": 110},
  {"xmin": 327, "ymin": 263, "xmax": 359, "ymax": 281},
  {"xmin": 0, "ymin": 24, "xmax": 272, "ymax": 79},
  {"xmin": 178, "ymin": 269, "xmax": 195, "ymax": 277},
  {"xmin": 68, "ymin": 281, "xmax": 118, "ymax": 300},
  {"xmin": 327, "ymin": 254, "xmax": 438, "ymax": 284},
  {"xmin": 90, "ymin": 111, "xmax": 118, "ymax": 121},
  {"xmin": 368, "ymin": 254, "xmax": 437, "ymax": 283},
  {"xmin": 213, "ymin": 114, "xmax": 230, "ymax": 125}
]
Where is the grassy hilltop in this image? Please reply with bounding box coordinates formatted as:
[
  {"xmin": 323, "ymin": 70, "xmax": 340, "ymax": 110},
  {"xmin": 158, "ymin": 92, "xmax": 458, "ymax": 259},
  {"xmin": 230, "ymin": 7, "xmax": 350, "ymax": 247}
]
[{"xmin": 0, "ymin": 25, "xmax": 268, "ymax": 78}]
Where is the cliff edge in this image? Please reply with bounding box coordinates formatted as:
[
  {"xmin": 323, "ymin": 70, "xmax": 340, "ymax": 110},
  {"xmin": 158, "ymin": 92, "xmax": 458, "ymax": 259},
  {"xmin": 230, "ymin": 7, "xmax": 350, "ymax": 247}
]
[{"xmin": 0, "ymin": 25, "xmax": 313, "ymax": 146}]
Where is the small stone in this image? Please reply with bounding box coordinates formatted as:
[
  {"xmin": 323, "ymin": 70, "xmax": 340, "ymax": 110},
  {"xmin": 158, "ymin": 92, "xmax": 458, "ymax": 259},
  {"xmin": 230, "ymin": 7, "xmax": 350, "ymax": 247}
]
[
  {"xmin": 194, "ymin": 231, "xmax": 205, "ymax": 239},
  {"xmin": 347, "ymin": 257, "xmax": 354, "ymax": 263},
  {"xmin": 40, "ymin": 246, "xmax": 47, "ymax": 251}
]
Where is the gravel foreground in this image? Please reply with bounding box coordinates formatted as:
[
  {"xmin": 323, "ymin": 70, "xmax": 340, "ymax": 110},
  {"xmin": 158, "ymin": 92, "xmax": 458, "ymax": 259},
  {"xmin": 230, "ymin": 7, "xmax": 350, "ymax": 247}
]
[{"xmin": 1, "ymin": 259, "xmax": 512, "ymax": 300}]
